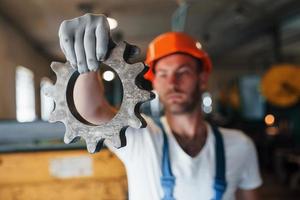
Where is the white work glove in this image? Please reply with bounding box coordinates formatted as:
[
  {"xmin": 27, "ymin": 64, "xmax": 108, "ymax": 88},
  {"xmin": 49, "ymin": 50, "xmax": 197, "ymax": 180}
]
[{"xmin": 58, "ymin": 13, "xmax": 111, "ymax": 73}]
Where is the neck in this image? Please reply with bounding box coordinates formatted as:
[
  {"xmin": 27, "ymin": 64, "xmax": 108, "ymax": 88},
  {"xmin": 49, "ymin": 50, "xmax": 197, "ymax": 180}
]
[
  {"xmin": 165, "ymin": 107, "xmax": 207, "ymax": 157},
  {"xmin": 165, "ymin": 106, "xmax": 206, "ymax": 139}
]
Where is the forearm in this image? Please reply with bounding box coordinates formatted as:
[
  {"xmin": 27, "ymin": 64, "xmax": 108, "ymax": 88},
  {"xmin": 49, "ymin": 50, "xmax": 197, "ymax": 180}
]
[
  {"xmin": 73, "ymin": 71, "xmax": 116, "ymax": 124},
  {"xmin": 236, "ymin": 188, "xmax": 260, "ymax": 200}
]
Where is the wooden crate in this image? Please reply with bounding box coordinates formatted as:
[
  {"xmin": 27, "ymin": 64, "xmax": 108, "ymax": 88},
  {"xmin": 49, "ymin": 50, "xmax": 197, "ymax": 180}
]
[{"xmin": 0, "ymin": 149, "xmax": 127, "ymax": 200}]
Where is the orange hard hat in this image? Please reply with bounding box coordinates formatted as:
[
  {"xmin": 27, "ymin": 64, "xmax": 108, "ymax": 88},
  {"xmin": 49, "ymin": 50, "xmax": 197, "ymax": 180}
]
[{"xmin": 144, "ymin": 32, "xmax": 212, "ymax": 81}]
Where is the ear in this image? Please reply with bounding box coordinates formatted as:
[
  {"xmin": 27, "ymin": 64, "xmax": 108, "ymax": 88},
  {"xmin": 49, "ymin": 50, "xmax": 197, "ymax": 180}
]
[{"xmin": 198, "ymin": 71, "xmax": 209, "ymax": 91}]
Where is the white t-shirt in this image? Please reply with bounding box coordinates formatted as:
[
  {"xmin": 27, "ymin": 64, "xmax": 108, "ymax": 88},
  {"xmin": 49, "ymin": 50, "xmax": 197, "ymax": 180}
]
[{"xmin": 111, "ymin": 116, "xmax": 262, "ymax": 200}]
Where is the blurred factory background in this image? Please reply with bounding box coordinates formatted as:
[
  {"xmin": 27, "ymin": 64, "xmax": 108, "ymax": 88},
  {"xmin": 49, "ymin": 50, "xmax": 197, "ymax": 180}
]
[{"xmin": 0, "ymin": 0, "xmax": 300, "ymax": 199}]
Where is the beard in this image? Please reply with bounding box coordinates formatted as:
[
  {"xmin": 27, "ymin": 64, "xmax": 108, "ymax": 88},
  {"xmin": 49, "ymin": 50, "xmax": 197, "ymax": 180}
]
[{"xmin": 160, "ymin": 85, "xmax": 201, "ymax": 115}]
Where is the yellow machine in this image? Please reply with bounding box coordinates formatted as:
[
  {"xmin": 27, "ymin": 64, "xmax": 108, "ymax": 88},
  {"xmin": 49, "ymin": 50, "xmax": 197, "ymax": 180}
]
[{"xmin": 261, "ymin": 64, "xmax": 300, "ymax": 107}]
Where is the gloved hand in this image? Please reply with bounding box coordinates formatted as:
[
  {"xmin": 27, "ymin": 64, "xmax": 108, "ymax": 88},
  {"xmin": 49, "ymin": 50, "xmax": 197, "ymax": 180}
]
[{"xmin": 58, "ymin": 13, "xmax": 110, "ymax": 73}]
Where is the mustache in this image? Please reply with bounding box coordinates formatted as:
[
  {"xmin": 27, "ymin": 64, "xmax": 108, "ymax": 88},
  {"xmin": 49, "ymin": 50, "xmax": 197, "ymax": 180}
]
[{"xmin": 165, "ymin": 88, "xmax": 184, "ymax": 96}]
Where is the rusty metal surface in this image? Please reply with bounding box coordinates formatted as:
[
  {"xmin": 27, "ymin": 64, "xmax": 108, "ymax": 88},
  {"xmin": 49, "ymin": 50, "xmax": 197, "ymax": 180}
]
[{"xmin": 44, "ymin": 42, "xmax": 154, "ymax": 153}]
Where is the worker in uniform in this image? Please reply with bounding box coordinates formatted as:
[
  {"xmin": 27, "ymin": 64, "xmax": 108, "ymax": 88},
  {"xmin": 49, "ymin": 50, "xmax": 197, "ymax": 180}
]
[{"xmin": 58, "ymin": 14, "xmax": 262, "ymax": 200}]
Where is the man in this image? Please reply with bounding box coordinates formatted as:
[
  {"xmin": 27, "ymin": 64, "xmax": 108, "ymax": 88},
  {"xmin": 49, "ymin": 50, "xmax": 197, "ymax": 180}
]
[{"xmin": 59, "ymin": 14, "xmax": 262, "ymax": 200}]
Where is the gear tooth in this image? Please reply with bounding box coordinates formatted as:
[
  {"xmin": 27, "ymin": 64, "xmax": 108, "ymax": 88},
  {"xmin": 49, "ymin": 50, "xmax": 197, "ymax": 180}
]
[
  {"xmin": 107, "ymin": 134, "xmax": 123, "ymax": 149},
  {"xmin": 48, "ymin": 114, "xmax": 56, "ymax": 123},
  {"xmin": 117, "ymin": 41, "xmax": 127, "ymax": 53},
  {"xmin": 138, "ymin": 90, "xmax": 152, "ymax": 102},
  {"xmin": 132, "ymin": 89, "xmax": 152, "ymax": 103},
  {"xmin": 50, "ymin": 61, "xmax": 72, "ymax": 75},
  {"xmin": 132, "ymin": 63, "xmax": 145, "ymax": 74},
  {"xmin": 107, "ymin": 42, "xmax": 126, "ymax": 61},
  {"xmin": 49, "ymin": 109, "xmax": 66, "ymax": 122},
  {"xmin": 42, "ymin": 85, "xmax": 55, "ymax": 98},
  {"xmin": 128, "ymin": 117, "xmax": 142, "ymax": 128},
  {"xmin": 50, "ymin": 62, "xmax": 63, "ymax": 73},
  {"xmin": 86, "ymin": 141, "xmax": 97, "ymax": 153},
  {"xmin": 64, "ymin": 128, "xmax": 77, "ymax": 144},
  {"xmin": 64, "ymin": 134, "xmax": 77, "ymax": 144},
  {"xmin": 48, "ymin": 111, "xmax": 59, "ymax": 122}
]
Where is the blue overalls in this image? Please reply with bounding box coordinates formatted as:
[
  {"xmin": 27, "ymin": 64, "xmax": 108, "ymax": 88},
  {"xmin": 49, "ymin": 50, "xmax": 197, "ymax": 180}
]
[{"xmin": 158, "ymin": 122, "xmax": 227, "ymax": 200}]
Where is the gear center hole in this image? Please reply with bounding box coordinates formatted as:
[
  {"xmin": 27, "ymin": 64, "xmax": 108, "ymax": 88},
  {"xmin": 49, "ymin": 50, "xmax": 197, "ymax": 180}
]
[{"xmin": 67, "ymin": 63, "xmax": 123, "ymax": 125}]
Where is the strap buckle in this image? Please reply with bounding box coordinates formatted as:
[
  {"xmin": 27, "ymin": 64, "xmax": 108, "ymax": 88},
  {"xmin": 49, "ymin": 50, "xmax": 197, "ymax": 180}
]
[
  {"xmin": 161, "ymin": 176, "xmax": 176, "ymax": 200},
  {"xmin": 214, "ymin": 178, "xmax": 227, "ymax": 193},
  {"xmin": 161, "ymin": 176, "xmax": 175, "ymax": 188}
]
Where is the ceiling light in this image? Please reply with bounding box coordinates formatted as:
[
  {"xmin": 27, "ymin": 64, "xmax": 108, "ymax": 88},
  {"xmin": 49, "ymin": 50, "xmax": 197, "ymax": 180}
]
[
  {"xmin": 264, "ymin": 114, "xmax": 275, "ymax": 126},
  {"xmin": 103, "ymin": 70, "xmax": 115, "ymax": 81},
  {"xmin": 196, "ymin": 42, "xmax": 202, "ymax": 49},
  {"xmin": 203, "ymin": 96, "xmax": 212, "ymax": 107},
  {"xmin": 203, "ymin": 105, "xmax": 212, "ymax": 114},
  {"xmin": 107, "ymin": 17, "xmax": 118, "ymax": 30},
  {"xmin": 202, "ymin": 92, "xmax": 212, "ymax": 106}
]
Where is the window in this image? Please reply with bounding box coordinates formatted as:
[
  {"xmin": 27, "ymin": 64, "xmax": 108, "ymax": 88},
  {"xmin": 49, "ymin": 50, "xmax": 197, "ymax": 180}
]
[{"xmin": 16, "ymin": 66, "xmax": 36, "ymax": 122}]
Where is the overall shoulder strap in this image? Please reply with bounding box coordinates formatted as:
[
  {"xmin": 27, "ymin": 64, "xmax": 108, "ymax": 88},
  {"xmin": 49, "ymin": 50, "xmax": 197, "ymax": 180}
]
[
  {"xmin": 211, "ymin": 125, "xmax": 227, "ymax": 200},
  {"xmin": 157, "ymin": 120, "xmax": 176, "ymax": 200}
]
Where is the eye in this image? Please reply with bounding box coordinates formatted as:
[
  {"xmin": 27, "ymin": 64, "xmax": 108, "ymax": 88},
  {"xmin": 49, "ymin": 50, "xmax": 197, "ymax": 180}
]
[
  {"xmin": 177, "ymin": 67, "xmax": 193, "ymax": 76},
  {"xmin": 156, "ymin": 71, "xmax": 167, "ymax": 78}
]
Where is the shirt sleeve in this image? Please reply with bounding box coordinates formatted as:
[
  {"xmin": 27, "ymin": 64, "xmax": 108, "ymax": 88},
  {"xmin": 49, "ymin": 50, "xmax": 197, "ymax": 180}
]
[
  {"xmin": 104, "ymin": 116, "xmax": 158, "ymax": 165},
  {"xmin": 104, "ymin": 126, "xmax": 142, "ymax": 164},
  {"xmin": 237, "ymin": 138, "xmax": 263, "ymax": 190}
]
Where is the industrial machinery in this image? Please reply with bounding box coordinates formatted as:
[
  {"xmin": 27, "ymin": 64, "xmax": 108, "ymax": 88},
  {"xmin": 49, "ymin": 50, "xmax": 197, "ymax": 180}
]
[{"xmin": 261, "ymin": 64, "xmax": 300, "ymax": 108}]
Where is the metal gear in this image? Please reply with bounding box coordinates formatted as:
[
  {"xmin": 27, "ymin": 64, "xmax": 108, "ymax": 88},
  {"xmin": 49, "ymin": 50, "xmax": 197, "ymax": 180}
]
[{"xmin": 44, "ymin": 42, "xmax": 154, "ymax": 153}]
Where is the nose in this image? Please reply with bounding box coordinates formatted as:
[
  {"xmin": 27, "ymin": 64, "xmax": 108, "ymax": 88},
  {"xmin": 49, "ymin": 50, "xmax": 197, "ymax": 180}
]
[
  {"xmin": 166, "ymin": 74, "xmax": 179, "ymax": 90},
  {"xmin": 167, "ymin": 74, "xmax": 177, "ymax": 84}
]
